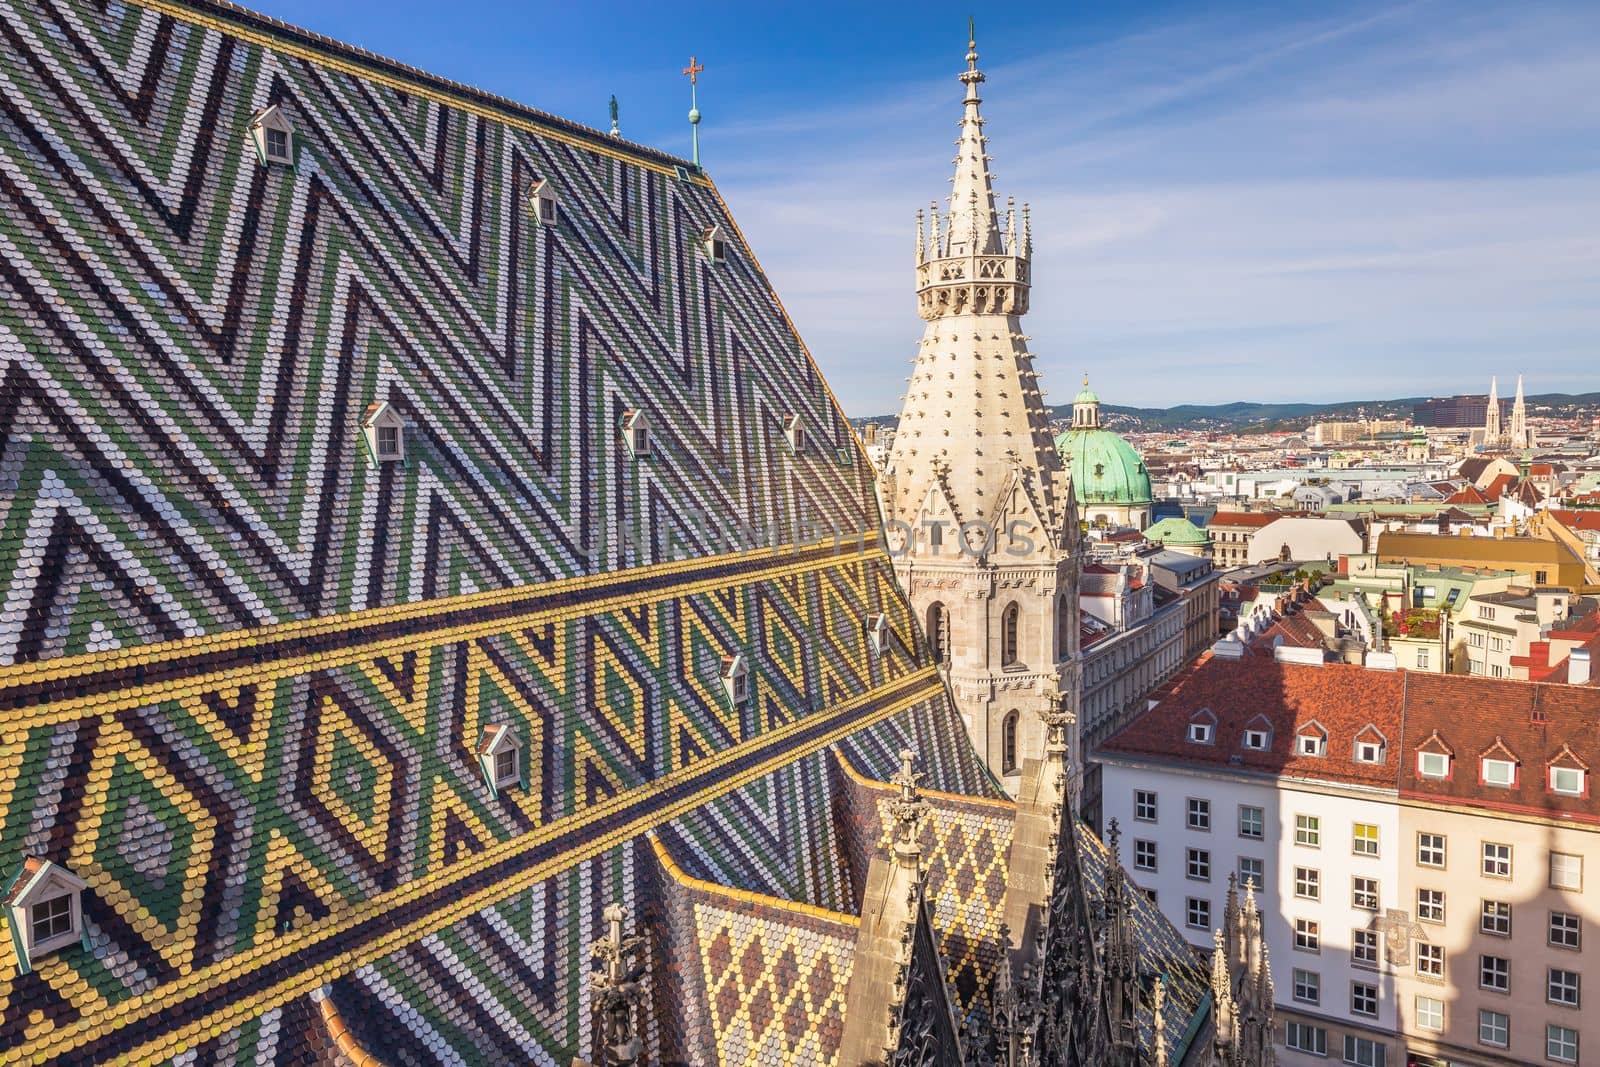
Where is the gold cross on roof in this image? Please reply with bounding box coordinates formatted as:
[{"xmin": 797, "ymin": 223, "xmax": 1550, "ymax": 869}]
[{"xmin": 682, "ymin": 56, "xmax": 704, "ymax": 84}]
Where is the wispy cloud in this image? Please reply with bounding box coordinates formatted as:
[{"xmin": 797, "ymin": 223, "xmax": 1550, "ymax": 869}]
[{"xmin": 716, "ymin": 1, "xmax": 1600, "ymax": 413}]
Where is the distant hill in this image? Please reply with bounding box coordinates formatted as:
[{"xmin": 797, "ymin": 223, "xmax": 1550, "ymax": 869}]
[{"xmin": 852, "ymin": 393, "xmax": 1600, "ymax": 435}]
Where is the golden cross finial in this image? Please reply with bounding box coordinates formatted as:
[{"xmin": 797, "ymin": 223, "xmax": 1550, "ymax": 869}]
[
  {"xmin": 1083, "ymin": 372, "xmax": 1089, "ymax": 387},
  {"xmin": 682, "ymin": 56, "xmax": 704, "ymax": 85}
]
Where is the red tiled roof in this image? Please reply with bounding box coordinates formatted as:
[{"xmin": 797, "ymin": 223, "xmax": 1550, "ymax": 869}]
[
  {"xmin": 1097, "ymin": 656, "xmax": 1404, "ymax": 788},
  {"xmin": 1249, "ymin": 613, "xmax": 1328, "ymax": 656},
  {"xmin": 1483, "ymin": 473, "xmax": 1515, "ymax": 501},
  {"xmin": 1444, "ymin": 485, "xmax": 1489, "ymax": 505},
  {"xmin": 1549, "ymin": 509, "xmax": 1600, "ymax": 533},
  {"xmin": 1399, "ymin": 672, "xmax": 1600, "ymax": 820}
]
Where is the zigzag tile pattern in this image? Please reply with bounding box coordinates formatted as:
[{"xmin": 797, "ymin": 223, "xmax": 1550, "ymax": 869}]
[{"xmin": 0, "ymin": 1, "xmax": 990, "ymax": 1062}]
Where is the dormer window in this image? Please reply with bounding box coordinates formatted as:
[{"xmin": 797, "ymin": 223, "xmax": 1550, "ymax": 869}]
[
  {"xmin": 1186, "ymin": 708, "xmax": 1216, "ymax": 745},
  {"xmin": 1241, "ymin": 714, "xmax": 1273, "ymax": 752},
  {"xmin": 1295, "ymin": 723, "xmax": 1328, "ymax": 758},
  {"xmin": 1548, "ymin": 746, "xmax": 1588, "ymax": 797},
  {"xmin": 248, "ymin": 104, "xmax": 295, "ymax": 167},
  {"xmin": 4, "ymin": 858, "xmax": 88, "ymax": 972},
  {"xmin": 620, "ymin": 409, "xmax": 651, "ymax": 457},
  {"xmin": 527, "ymin": 179, "xmax": 558, "ymax": 227},
  {"xmin": 1352, "ymin": 726, "xmax": 1387, "ymax": 765},
  {"xmin": 864, "ymin": 613, "xmax": 890, "ymax": 656},
  {"xmin": 476, "ymin": 724, "xmax": 523, "ymax": 794},
  {"xmin": 1418, "ymin": 751, "xmax": 1451, "ymax": 778},
  {"xmin": 720, "ymin": 653, "xmax": 750, "ymax": 708},
  {"xmin": 1481, "ymin": 758, "xmax": 1517, "ymax": 787},
  {"xmin": 700, "ymin": 224, "xmax": 727, "ymax": 263},
  {"xmin": 361, "ymin": 402, "xmax": 405, "ymax": 467},
  {"xmin": 783, "ymin": 414, "xmax": 806, "ymax": 455}
]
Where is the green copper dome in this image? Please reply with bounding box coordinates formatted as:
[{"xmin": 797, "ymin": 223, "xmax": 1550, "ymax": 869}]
[
  {"xmin": 1054, "ymin": 425, "xmax": 1153, "ymax": 506},
  {"xmin": 1144, "ymin": 516, "xmax": 1209, "ymax": 546},
  {"xmin": 1074, "ymin": 384, "xmax": 1100, "ymax": 405}
]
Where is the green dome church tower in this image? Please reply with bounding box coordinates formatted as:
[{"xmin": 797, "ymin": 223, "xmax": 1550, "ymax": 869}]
[{"xmin": 1054, "ymin": 380, "xmax": 1154, "ymax": 529}]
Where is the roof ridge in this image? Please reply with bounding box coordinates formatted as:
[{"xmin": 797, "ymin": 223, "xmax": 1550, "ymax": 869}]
[{"xmin": 142, "ymin": 0, "xmax": 704, "ymax": 177}]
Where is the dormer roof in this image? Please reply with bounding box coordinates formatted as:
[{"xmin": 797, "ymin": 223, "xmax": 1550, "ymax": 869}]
[{"xmin": 4, "ymin": 857, "xmax": 88, "ymax": 909}]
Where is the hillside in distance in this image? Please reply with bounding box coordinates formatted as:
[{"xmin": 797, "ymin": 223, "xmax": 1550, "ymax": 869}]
[{"xmin": 852, "ymin": 393, "xmax": 1600, "ymax": 434}]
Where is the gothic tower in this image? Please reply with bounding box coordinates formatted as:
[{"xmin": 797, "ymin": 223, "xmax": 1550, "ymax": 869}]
[
  {"xmin": 1484, "ymin": 375, "xmax": 1502, "ymax": 448},
  {"xmin": 881, "ymin": 26, "xmax": 1080, "ymax": 792},
  {"xmin": 1510, "ymin": 373, "xmax": 1530, "ymax": 450}
]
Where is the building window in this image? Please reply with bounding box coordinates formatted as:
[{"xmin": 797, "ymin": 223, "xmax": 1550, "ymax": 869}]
[
  {"xmin": 1354, "ymin": 739, "xmax": 1385, "ymax": 764},
  {"xmin": 1352, "ymin": 929, "xmax": 1379, "ymax": 967},
  {"xmin": 1481, "ymin": 900, "xmax": 1512, "ymax": 937},
  {"xmin": 1134, "ymin": 790, "xmax": 1157, "ymax": 822},
  {"xmin": 1295, "ymin": 867, "xmax": 1321, "ymax": 901},
  {"xmin": 28, "ymin": 894, "xmax": 73, "ymax": 947},
  {"xmin": 1550, "ymin": 911, "xmax": 1582, "ymax": 950},
  {"xmin": 1416, "ymin": 943, "xmax": 1445, "ymax": 979},
  {"xmin": 1549, "ymin": 968, "xmax": 1581, "ymax": 1008},
  {"xmin": 1185, "ymin": 897, "xmax": 1210, "ymax": 930},
  {"xmin": 1478, "ymin": 605, "xmax": 1494, "ymax": 620},
  {"xmin": 248, "ymin": 104, "xmax": 295, "ymax": 166},
  {"xmin": 1418, "ymin": 832, "xmax": 1446, "ymax": 868},
  {"xmin": 1551, "ymin": 765, "xmax": 1586, "ymax": 796},
  {"xmin": 1416, "ymin": 647, "xmax": 1430, "ymax": 669},
  {"xmin": 1297, "ymin": 731, "xmax": 1327, "ymax": 757},
  {"xmin": 1001, "ymin": 711, "xmax": 1019, "ymax": 775},
  {"xmin": 1480, "ymin": 954, "xmax": 1510, "ymax": 992},
  {"xmin": 1479, "ymin": 1009, "xmax": 1509, "ymax": 1048},
  {"xmin": 1415, "ymin": 995, "xmax": 1444, "ymax": 1032},
  {"xmin": 361, "ymin": 402, "xmax": 406, "ymax": 466},
  {"xmin": 1238, "ymin": 856, "xmax": 1263, "ymax": 891},
  {"xmin": 493, "ymin": 747, "xmax": 517, "ymax": 787},
  {"xmin": 1352, "ymin": 876, "xmax": 1379, "ymax": 911},
  {"xmin": 1242, "ymin": 727, "xmax": 1269, "ymax": 750},
  {"xmin": 1417, "ymin": 888, "xmax": 1445, "ymax": 923},
  {"xmin": 1549, "ymin": 1025, "xmax": 1579, "ymax": 1064},
  {"xmin": 377, "ymin": 424, "xmax": 399, "ymax": 458},
  {"xmin": 1352, "ymin": 823, "xmax": 1380, "ymax": 856},
  {"xmin": 1295, "ymin": 814, "xmax": 1320, "ymax": 848},
  {"xmin": 864, "ymin": 613, "xmax": 891, "ymax": 657},
  {"xmin": 1293, "ymin": 969, "xmax": 1321, "ymax": 1005},
  {"xmin": 1482, "ymin": 757, "xmax": 1517, "ymax": 787},
  {"xmin": 1350, "ymin": 981, "xmax": 1379, "ymax": 1018},
  {"xmin": 1187, "ymin": 848, "xmax": 1211, "ymax": 882},
  {"xmin": 1483, "ymin": 841, "xmax": 1512, "ymax": 878},
  {"xmin": 1343, "ymin": 1035, "xmax": 1385, "ymax": 1067},
  {"xmin": 926, "ymin": 602, "xmax": 948, "ymax": 666},
  {"xmin": 1134, "ymin": 840, "xmax": 1157, "ymax": 872},
  {"xmin": 1294, "ymin": 919, "xmax": 1320, "ymax": 952},
  {"xmin": 1001, "ymin": 603, "xmax": 1020, "ymax": 667},
  {"xmin": 1238, "ymin": 805, "xmax": 1263, "ymax": 840},
  {"xmin": 1187, "ymin": 720, "xmax": 1214, "ymax": 744},
  {"xmin": 1417, "ymin": 751, "xmax": 1450, "ymax": 779},
  {"xmin": 1187, "ymin": 798, "xmax": 1211, "ymax": 832},
  {"xmin": 1550, "ymin": 852, "xmax": 1583, "ymax": 891},
  {"xmin": 1286, "ymin": 1021, "xmax": 1327, "ymax": 1056}
]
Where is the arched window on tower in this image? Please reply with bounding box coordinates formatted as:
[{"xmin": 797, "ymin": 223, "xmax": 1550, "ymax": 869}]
[
  {"xmin": 927, "ymin": 602, "xmax": 949, "ymax": 668},
  {"xmin": 1001, "ymin": 602, "xmax": 1020, "ymax": 667},
  {"xmin": 1002, "ymin": 711, "xmax": 1019, "ymax": 775},
  {"xmin": 1057, "ymin": 594, "xmax": 1072, "ymax": 661}
]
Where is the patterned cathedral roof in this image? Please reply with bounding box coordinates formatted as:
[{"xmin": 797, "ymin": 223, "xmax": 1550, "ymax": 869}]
[{"xmin": 0, "ymin": 2, "xmax": 1211, "ymax": 1064}]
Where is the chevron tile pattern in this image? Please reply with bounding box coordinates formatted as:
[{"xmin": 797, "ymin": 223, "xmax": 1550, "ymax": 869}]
[{"xmin": 0, "ymin": 1, "xmax": 996, "ymax": 1062}]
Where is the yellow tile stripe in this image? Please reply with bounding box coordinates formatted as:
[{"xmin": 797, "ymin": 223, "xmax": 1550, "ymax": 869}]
[
  {"xmin": 25, "ymin": 668, "xmax": 943, "ymax": 1064},
  {"xmin": 649, "ymin": 834, "xmax": 860, "ymax": 928},
  {"xmin": 135, "ymin": 0, "xmax": 711, "ymax": 183},
  {"xmin": 0, "ymin": 535, "xmax": 880, "ymax": 735}
]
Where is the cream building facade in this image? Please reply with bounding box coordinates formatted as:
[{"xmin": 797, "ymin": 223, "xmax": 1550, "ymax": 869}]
[{"xmin": 879, "ymin": 35, "xmax": 1080, "ymax": 791}]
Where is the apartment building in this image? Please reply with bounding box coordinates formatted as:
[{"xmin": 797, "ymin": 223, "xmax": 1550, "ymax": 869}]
[
  {"xmin": 1096, "ymin": 653, "xmax": 1600, "ymax": 1067},
  {"xmin": 1458, "ymin": 586, "xmax": 1569, "ymax": 679}
]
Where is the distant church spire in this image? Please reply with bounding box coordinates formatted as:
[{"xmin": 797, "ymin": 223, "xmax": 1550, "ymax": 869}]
[
  {"xmin": 1510, "ymin": 373, "xmax": 1529, "ymax": 449},
  {"xmin": 1485, "ymin": 375, "xmax": 1501, "ymax": 444}
]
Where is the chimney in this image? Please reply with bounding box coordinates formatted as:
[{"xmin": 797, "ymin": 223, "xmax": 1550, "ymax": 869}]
[{"xmin": 1571, "ymin": 649, "xmax": 1593, "ymax": 686}]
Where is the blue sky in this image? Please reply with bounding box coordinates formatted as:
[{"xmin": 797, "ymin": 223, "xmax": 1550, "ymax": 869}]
[{"xmin": 262, "ymin": 1, "xmax": 1600, "ymax": 415}]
